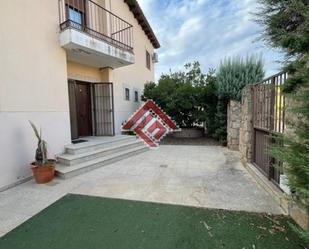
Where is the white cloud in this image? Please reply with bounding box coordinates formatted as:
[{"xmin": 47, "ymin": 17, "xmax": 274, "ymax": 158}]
[{"xmin": 138, "ymin": 0, "xmax": 284, "ymax": 80}]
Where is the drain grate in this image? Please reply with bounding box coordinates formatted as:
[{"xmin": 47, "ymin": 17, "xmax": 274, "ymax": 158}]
[{"xmin": 160, "ymin": 164, "xmax": 168, "ymax": 168}]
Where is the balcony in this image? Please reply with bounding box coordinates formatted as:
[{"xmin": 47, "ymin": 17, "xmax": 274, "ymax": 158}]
[{"xmin": 58, "ymin": 0, "xmax": 135, "ymax": 68}]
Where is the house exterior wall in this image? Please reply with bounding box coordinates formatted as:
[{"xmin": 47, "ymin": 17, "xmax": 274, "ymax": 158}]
[
  {"xmin": 67, "ymin": 0, "xmax": 156, "ymax": 134},
  {"xmin": 67, "ymin": 61, "xmax": 105, "ymax": 82},
  {"xmin": 108, "ymin": 0, "xmax": 156, "ymax": 132},
  {"xmin": 0, "ymin": 0, "xmax": 71, "ymax": 190},
  {"xmin": 0, "ymin": 0, "xmax": 157, "ymax": 190}
]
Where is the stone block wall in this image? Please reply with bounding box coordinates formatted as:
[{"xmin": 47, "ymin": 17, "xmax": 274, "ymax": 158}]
[
  {"xmin": 239, "ymin": 86, "xmax": 254, "ymax": 163},
  {"xmin": 227, "ymin": 100, "xmax": 241, "ymax": 151},
  {"xmin": 227, "ymin": 86, "xmax": 253, "ymax": 162}
]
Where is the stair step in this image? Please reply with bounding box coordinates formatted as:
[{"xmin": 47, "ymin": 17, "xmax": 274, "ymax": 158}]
[
  {"xmin": 55, "ymin": 145, "xmax": 149, "ymax": 179},
  {"xmin": 58, "ymin": 140, "xmax": 144, "ymax": 166},
  {"xmin": 65, "ymin": 136, "xmax": 137, "ymax": 155}
]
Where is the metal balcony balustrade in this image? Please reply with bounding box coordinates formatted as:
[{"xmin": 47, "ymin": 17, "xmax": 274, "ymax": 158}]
[{"xmin": 59, "ymin": 0, "xmax": 134, "ymax": 52}]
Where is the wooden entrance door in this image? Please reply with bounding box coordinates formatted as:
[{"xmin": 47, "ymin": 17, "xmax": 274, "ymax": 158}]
[{"xmin": 76, "ymin": 82, "xmax": 92, "ymax": 136}]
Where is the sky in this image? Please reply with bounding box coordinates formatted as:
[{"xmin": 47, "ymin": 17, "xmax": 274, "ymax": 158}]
[{"xmin": 138, "ymin": 0, "xmax": 285, "ymax": 80}]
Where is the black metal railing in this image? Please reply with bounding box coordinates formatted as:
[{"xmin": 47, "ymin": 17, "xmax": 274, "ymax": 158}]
[
  {"xmin": 59, "ymin": 0, "xmax": 134, "ymax": 52},
  {"xmin": 252, "ymin": 72, "xmax": 288, "ymax": 185},
  {"xmin": 253, "ymin": 72, "xmax": 287, "ymax": 134}
]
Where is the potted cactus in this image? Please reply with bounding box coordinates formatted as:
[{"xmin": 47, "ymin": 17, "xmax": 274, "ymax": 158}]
[{"xmin": 29, "ymin": 121, "xmax": 55, "ymax": 184}]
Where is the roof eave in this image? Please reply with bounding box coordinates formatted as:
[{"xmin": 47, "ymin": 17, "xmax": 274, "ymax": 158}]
[{"xmin": 124, "ymin": 0, "xmax": 160, "ymax": 49}]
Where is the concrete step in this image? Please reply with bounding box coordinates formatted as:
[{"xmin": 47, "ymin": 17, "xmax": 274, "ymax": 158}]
[
  {"xmin": 65, "ymin": 136, "xmax": 137, "ymax": 155},
  {"xmin": 58, "ymin": 139, "xmax": 144, "ymax": 166},
  {"xmin": 55, "ymin": 145, "xmax": 149, "ymax": 179}
]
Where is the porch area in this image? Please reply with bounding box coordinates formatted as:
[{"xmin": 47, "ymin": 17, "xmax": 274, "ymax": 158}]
[
  {"xmin": 55, "ymin": 135, "xmax": 148, "ymax": 178},
  {"xmin": 0, "ymin": 144, "xmax": 283, "ymax": 238}
]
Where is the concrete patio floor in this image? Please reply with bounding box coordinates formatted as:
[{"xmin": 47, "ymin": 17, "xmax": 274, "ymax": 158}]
[{"xmin": 0, "ymin": 145, "xmax": 283, "ymax": 237}]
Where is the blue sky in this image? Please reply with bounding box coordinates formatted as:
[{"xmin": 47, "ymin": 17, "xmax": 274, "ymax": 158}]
[{"xmin": 139, "ymin": 0, "xmax": 285, "ymax": 80}]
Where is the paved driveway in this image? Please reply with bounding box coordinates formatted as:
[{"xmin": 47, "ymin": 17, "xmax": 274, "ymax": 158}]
[{"xmin": 0, "ymin": 145, "xmax": 282, "ymax": 237}]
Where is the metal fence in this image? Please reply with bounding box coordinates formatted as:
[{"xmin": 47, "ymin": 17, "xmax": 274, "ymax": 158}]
[{"xmin": 252, "ymin": 72, "xmax": 288, "ymax": 184}]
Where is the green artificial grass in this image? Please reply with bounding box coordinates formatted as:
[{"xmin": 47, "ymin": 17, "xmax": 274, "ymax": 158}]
[{"xmin": 0, "ymin": 194, "xmax": 306, "ymax": 249}]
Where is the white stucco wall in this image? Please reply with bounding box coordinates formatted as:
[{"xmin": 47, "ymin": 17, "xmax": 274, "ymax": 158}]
[
  {"xmin": 67, "ymin": 0, "xmax": 157, "ymax": 134},
  {"xmin": 0, "ymin": 0, "xmax": 158, "ymax": 190},
  {"xmin": 0, "ymin": 0, "xmax": 71, "ymax": 190}
]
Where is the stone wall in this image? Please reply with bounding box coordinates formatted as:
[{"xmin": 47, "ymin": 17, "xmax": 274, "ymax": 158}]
[
  {"xmin": 239, "ymin": 86, "xmax": 254, "ymax": 163},
  {"xmin": 227, "ymin": 101, "xmax": 241, "ymax": 151},
  {"xmin": 227, "ymin": 86, "xmax": 254, "ymax": 161}
]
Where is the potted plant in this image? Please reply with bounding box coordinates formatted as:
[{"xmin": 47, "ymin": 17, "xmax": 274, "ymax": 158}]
[{"xmin": 29, "ymin": 121, "xmax": 55, "ymax": 184}]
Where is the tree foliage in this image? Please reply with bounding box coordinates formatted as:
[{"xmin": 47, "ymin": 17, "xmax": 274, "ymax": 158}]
[
  {"xmin": 214, "ymin": 56, "xmax": 265, "ymax": 143},
  {"xmin": 199, "ymin": 70, "xmax": 219, "ymax": 135},
  {"xmin": 216, "ymin": 56, "xmax": 265, "ymax": 101},
  {"xmin": 213, "ymin": 98, "xmax": 228, "ymax": 144},
  {"xmin": 256, "ymin": 0, "xmax": 309, "ymax": 57},
  {"xmin": 256, "ymin": 0, "xmax": 309, "ymax": 241},
  {"xmin": 142, "ymin": 62, "xmax": 209, "ymax": 128}
]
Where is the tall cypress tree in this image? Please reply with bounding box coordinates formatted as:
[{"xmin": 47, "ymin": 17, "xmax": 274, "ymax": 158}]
[
  {"xmin": 215, "ymin": 56, "xmax": 265, "ymax": 144},
  {"xmin": 256, "ymin": 0, "xmax": 309, "ymax": 241},
  {"xmin": 217, "ymin": 56, "xmax": 265, "ymax": 101}
]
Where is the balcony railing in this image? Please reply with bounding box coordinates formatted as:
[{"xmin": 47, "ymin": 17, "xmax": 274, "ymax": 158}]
[{"xmin": 58, "ymin": 0, "xmax": 134, "ymax": 52}]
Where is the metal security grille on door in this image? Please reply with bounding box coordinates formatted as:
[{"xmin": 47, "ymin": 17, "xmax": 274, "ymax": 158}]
[
  {"xmin": 92, "ymin": 83, "xmax": 115, "ymax": 136},
  {"xmin": 68, "ymin": 80, "xmax": 79, "ymax": 140}
]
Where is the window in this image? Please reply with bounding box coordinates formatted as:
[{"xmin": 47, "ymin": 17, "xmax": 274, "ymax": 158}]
[
  {"xmin": 134, "ymin": 91, "xmax": 139, "ymax": 102},
  {"xmin": 146, "ymin": 50, "xmax": 151, "ymax": 70},
  {"xmin": 65, "ymin": 0, "xmax": 84, "ymax": 26},
  {"xmin": 68, "ymin": 7, "xmax": 83, "ymax": 24},
  {"xmin": 125, "ymin": 88, "xmax": 130, "ymax": 101}
]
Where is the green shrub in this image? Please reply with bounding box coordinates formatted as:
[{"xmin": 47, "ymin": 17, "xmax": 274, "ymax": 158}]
[
  {"xmin": 216, "ymin": 56, "xmax": 265, "ymax": 101},
  {"xmin": 142, "ymin": 62, "xmax": 209, "ymax": 128},
  {"xmin": 214, "ymin": 55, "xmax": 265, "ymax": 143},
  {"xmin": 256, "ymin": 0, "xmax": 309, "ymax": 240},
  {"xmin": 199, "ymin": 69, "xmax": 218, "ymax": 135},
  {"xmin": 213, "ymin": 98, "xmax": 228, "ymax": 145}
]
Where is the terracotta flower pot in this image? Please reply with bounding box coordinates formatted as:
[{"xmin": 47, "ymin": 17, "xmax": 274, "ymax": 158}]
[{"xmin": 31, "ymin": 161, "xmax": 55, "ymax": 184}]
